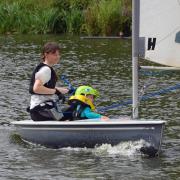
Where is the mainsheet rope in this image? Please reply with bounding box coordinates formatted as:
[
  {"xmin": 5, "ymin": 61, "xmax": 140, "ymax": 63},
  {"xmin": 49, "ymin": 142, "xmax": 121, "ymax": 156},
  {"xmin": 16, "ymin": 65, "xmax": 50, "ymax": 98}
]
[{"xmin": 60, "ymin": 73, "xmax": 180, "ymax": 112}]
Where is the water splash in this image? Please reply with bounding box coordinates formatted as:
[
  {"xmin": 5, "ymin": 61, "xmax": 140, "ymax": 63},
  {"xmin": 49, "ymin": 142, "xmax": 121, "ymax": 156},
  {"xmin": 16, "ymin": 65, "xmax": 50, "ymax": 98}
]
[
  {"xmin": 60, "ymin": 140, "xmax": 151, "ymax": 157},
  {"xmin": 94, "ymin": 140, "xmax": 150, "ymax": 157}
]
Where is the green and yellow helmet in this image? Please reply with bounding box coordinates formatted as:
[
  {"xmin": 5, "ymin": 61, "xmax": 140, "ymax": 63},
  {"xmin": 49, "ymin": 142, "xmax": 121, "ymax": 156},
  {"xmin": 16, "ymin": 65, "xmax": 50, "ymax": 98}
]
[{"xmin": 75, "ymin": 85, "xmax": 99, "ymax": 98}]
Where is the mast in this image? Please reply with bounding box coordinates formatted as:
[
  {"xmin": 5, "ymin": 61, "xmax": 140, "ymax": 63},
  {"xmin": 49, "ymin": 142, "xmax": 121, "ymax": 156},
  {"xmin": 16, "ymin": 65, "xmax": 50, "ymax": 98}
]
[{"xmin": 132, "ymin": 0, "xmax": 140, "ymax": 119}]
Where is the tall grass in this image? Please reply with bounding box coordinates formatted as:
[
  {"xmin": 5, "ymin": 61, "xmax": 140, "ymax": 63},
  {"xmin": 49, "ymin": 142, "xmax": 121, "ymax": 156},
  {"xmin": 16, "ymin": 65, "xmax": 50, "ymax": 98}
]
[
  {"xmin": 0, "ymin": 0, "xmax": 132, "ymax": 36},
  {"xmin": 0, "ymin": 0, "xmax": 56, "ymax": 34},
  {"xmin": 84, "ymin": 0, "xmax": 131, "ymax": 36},
  {"xmin": 52, "ymin": 0, "xmax": 88, "ymax": 34}
]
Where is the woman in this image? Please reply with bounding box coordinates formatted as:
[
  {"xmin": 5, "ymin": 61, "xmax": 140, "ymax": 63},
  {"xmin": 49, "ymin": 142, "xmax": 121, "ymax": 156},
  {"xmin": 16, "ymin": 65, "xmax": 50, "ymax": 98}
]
[{"xmin": 29, "ymin": 42, "xmax": 69, "ymax": 121}]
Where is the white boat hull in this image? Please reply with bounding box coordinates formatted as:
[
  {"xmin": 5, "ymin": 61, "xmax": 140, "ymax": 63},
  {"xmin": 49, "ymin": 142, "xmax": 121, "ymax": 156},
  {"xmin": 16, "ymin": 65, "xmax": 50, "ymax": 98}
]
[{"xmin": 11, "ymin": 118, "xmax": 165, "ymax": 156}]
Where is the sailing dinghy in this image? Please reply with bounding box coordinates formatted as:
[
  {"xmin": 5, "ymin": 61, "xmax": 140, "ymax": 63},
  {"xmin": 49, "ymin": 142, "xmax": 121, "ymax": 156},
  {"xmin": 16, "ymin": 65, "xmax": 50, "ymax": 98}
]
[
  {"xmin": 11, "ymin": 118, "xmax": 164, "ymax": 155},
  {"xmin": 12, "ymin": 0, "xmax": 180, "ymax": 156}
]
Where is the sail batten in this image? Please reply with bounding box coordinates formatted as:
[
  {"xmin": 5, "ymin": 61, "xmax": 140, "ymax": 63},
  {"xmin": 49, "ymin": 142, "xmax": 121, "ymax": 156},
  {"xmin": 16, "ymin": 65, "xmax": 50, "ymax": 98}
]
[{"xmin": 139, "ymin": 0, "xmax": 180, "ymax": 67}]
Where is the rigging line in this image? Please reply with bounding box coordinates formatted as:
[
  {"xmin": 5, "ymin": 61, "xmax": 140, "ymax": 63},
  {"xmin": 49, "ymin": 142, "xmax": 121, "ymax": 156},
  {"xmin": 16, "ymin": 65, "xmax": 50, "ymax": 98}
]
[
  {"xmin": 61, "ymin": 75, "xmax": 76, "ymax": 91},
  {"xmin": 60, "ymin": 75, "xmax": 180, "ymax": 112},
  {"xmin": 97, "ymin": 83, "xmax": 180, "ymax": 112},
  {"xmin": 177, "ymin": 0, "xmax": 180, "ymax": 6},
  {"xmin": 97, "ymin": 99, "xmax": 132, "ymax": 112},
  {"xmin": 156, "ymin": 26, "xmax": 180, "ymax": 46},
  {"xmin": 139, "ymin": 69, "xmax": 174, "ymax": 77},
  {"xmin": 150, "ymin": 1, "xmax": 180, "ymax": 45}
]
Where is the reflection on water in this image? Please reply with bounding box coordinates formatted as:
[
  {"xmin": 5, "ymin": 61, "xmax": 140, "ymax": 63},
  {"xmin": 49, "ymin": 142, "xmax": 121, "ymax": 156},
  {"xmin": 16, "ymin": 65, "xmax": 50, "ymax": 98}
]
[{"xmin": 0, "ymin": 35, "xmax": 179, "ymax": 179}]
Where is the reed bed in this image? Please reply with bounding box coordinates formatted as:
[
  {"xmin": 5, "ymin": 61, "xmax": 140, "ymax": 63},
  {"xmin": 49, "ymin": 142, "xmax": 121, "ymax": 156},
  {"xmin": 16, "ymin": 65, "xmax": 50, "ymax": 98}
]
[{"xmin": 0, "ymin": 0, "xmax": 131, "ymax": 36}]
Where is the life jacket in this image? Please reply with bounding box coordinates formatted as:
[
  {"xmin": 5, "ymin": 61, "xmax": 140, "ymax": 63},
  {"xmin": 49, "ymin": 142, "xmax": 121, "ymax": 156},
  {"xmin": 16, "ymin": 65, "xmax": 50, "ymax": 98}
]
[
  {"xmin": 29, "ymin": 63, "xmax": 57, "ymax": 94},
  {"xmin": 62, "ymin": 95, "xmax": 95, "ymax": 121}
]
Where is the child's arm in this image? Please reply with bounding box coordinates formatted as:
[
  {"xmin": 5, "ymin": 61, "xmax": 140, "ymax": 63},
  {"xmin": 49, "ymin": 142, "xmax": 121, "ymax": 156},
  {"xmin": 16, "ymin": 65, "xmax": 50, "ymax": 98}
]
[{"xmin": 81, "ymin": 107, "xmax": 102, "ymax": 119}]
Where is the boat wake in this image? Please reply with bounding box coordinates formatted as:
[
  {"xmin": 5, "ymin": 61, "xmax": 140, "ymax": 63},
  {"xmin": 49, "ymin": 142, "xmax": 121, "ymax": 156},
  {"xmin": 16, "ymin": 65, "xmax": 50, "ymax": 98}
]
[
  {"xmin": 61, "ymin": 139, "xmax": 151, "ymax": 157},
  {"xmin": 94, "ymin": 140, "xmax": 150, "ymax": 156},
  {"xmin": 11, "ymin": 133, "xmax": 156, "ymax": 157}
]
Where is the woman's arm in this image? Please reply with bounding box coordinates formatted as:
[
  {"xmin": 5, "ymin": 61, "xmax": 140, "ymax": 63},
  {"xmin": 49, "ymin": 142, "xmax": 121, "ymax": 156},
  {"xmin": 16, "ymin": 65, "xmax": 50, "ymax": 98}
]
[
  {"xmin": 33, "ymin": 66, "xmax": 68, "ymax": 94},
  {"xmin": 33, "ymin": 79, "xmax": 56, "ymax": 94}
]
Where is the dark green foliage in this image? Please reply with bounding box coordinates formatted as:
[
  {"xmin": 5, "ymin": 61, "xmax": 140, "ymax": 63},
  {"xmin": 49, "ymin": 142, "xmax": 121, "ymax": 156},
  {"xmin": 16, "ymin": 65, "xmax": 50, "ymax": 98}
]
[{"xmin": 0, "ymin": 0, "xmax": 132, "ymax": 36}]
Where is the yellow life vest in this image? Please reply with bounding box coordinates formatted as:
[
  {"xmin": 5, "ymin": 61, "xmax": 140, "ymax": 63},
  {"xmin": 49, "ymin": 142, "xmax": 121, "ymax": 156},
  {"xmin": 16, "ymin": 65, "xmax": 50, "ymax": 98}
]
[{"xmin": 69, "ymin": 95, "xmax": 95, "ymax": 110}]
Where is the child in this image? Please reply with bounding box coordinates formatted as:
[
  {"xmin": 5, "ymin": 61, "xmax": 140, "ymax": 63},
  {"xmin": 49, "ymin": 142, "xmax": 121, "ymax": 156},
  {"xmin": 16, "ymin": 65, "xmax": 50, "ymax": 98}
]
[
  {"xmin": 62, "ymin": 86, "xmax": 108, "ymax": 120},
  {"xmin": 29, "ymin": 42, "xmax": 69, "ymax": 121}
]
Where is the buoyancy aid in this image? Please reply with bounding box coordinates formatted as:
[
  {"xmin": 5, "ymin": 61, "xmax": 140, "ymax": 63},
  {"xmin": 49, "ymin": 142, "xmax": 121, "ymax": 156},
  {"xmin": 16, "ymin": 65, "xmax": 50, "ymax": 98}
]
[
  {"xmin": 62, "ymin": 95, "xmax": 95, "ymax": 120},
  {"xmin": 69, "ymin": 95, "xmax": 95, "ymax": 110},
  {"xmin": 29, "ymin": 63, "xmax": 57, "ymax": 94}
]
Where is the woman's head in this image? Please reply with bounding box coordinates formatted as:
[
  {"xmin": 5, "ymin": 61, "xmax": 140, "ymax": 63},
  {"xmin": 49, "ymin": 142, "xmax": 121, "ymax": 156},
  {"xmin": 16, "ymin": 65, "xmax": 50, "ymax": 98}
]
[{"xmin": 41, "ymin": 42, "xmax": 61, "ymax": 65}]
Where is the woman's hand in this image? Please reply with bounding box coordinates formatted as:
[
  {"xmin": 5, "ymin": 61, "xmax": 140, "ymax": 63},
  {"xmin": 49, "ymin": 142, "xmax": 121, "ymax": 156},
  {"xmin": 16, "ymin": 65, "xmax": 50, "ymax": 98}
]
[{"xmin": 55, "ymin": 87, "xmax": 69, "ymax": 94}]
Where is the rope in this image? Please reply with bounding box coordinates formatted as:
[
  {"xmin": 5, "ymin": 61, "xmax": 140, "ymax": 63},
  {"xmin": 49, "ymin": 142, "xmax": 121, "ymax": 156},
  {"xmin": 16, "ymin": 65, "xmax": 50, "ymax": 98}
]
[
  {"xmin": 97, "ymin": 83, "xmax": 180, "ymax": 112},
  {"xmin": 61, "ymin": 74, "xmax": 76, "ymax": 91},
  {"xmin": 139, "ymin": 70, "xmax": 173, "ymax": 77},
  {"xmin": 60, "ymin": 75, "xmax": 180, "ymax": 112},
  {"xmin": 97, "ymin": 99, "xmax": 132, "ymax": 112}
]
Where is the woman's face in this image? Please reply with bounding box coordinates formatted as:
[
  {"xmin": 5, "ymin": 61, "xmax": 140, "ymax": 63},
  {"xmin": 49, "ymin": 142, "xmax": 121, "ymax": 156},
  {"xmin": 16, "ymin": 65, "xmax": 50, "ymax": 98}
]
[{"xmin": 45, "ymin": 50, "xmax": 60, "ymax": 65}]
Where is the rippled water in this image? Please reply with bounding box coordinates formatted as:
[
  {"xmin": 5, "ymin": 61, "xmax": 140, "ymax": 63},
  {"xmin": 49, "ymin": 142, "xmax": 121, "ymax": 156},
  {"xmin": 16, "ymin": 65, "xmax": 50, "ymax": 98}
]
[{"xmin": 0, "ymin": 35, "xmax": 179, "ymax": 179}]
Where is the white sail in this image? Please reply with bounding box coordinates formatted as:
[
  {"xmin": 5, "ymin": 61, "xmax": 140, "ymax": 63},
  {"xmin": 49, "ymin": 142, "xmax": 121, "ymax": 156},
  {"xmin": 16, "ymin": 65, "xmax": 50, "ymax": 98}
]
[{"xmin": 139, "ymin": 0, "xmax": 180, "ymax": 67}]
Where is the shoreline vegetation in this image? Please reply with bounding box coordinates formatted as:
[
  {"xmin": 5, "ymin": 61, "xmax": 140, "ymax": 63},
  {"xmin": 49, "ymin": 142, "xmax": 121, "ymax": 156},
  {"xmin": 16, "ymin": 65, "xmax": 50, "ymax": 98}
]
[{"xmin": 0, "ymin": 0, "xmax": 131, "ymax": 36}]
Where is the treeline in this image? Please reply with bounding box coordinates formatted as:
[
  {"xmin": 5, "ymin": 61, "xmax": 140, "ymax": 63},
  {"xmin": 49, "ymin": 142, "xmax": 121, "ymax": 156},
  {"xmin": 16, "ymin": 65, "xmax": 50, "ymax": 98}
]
[{"xmin": 0, "ymin": 0, "xmax": 131, "ymax": 36}]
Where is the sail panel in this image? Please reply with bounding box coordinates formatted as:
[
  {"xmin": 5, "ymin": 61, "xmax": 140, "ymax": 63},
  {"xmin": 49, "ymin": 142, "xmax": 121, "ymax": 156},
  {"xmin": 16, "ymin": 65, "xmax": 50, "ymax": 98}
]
[{"xmin": 139, "ymin": 0, "xmax": 180, "ymax": 67}]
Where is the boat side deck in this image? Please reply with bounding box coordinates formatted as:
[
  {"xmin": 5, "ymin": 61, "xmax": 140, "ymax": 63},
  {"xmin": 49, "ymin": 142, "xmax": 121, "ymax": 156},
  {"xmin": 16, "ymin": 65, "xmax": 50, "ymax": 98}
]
[{"xmin": 11, "ymin": 117, "xmax": 165, "ymax": 126}]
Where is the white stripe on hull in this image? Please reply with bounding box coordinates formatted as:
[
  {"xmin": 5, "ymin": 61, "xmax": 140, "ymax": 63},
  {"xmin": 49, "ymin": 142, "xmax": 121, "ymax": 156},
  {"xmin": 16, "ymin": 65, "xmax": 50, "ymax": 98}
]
[{"xmin": 19, "ymin": 127, "xmax": 155, "ymax": 131}]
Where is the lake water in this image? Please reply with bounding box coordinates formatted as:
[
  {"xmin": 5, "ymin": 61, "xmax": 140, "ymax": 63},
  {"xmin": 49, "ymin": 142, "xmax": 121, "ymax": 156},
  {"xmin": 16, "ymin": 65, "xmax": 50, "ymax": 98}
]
[{"xmin": 0, "ymin": 35, "xmax": 179, "ymax": 179}]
